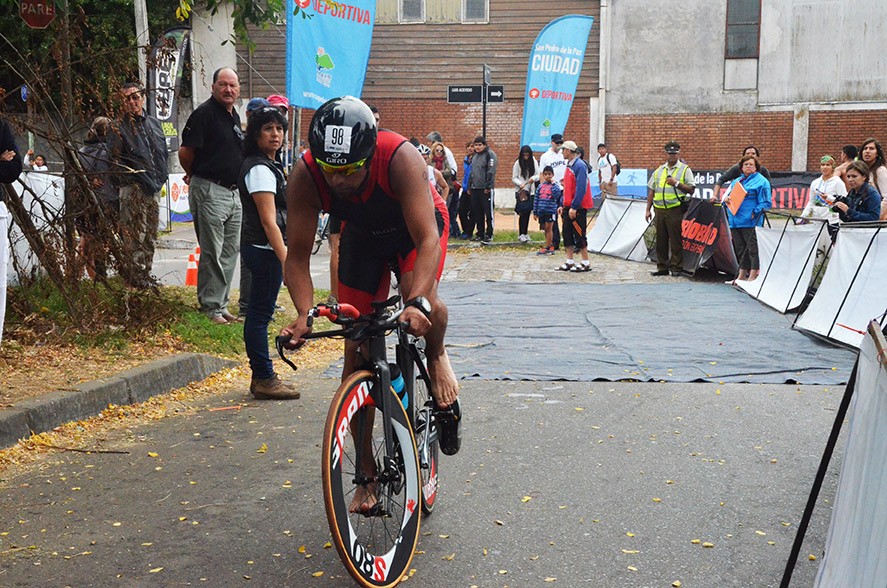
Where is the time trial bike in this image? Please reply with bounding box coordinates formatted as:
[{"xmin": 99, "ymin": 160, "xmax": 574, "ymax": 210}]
[{"xmin": 277, "ymin": 296, "xmax": 459, "ymax": 587}]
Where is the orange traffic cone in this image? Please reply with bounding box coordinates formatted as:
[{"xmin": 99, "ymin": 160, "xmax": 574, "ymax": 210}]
[
  {"xmin": 195, "ymin": 246, "xmax": 201, "ymax": 262},
  {"xmin": 185, "ymin": 253, "xmax": 198, "ymax": 286}
]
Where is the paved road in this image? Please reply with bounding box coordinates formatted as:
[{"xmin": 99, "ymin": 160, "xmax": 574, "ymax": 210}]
[
  {"xmin": 153, "ymin": 222, "xmax": 332, "ymax": 291},
  {"xmin": 1, "ymin": 243, "xmax": 846, "ymax": 587}
]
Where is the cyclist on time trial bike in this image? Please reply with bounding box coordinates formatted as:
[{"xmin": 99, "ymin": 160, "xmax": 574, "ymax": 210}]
[{"xmin": 280, "ymin": 97, "xmax": 460, "ymax": 502}]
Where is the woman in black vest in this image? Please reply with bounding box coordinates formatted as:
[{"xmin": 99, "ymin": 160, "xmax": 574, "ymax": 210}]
[{"xmin": 238, "ymin": 106, "xmax": 299, "ymax": 400}]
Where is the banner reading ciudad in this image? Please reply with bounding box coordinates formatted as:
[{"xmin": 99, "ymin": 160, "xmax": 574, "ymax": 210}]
[
  {"xmin": 286, "ymin": 0, "xmax": 375, "ymax": 109},
  {"xmin": 520, "ymin": 15, "xmax": 594, "ymax": 152}
]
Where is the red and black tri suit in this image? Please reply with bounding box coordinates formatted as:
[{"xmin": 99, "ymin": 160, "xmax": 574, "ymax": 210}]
[{"xmin": 302, "ymin": 130, "xmax": 449, "ymax": 314}]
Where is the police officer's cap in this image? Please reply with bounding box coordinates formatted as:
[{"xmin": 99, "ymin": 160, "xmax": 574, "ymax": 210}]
[{"xmin": 664, "ymin": 140, "xmax": 681, "ymax": 154}]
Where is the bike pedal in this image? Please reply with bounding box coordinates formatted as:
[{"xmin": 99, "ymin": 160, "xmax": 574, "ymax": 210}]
[{"xmin": 435, "ymin": 399, "xmax": 462, "ymax": 456}]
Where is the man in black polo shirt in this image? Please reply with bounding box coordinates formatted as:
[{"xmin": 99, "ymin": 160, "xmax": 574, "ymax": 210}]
[{"xmin": 179, "ymin": 67, "xmax": 244, "ymax": 324}]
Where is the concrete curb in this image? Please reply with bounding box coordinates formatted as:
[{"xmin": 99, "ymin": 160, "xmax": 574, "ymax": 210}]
[
  {"xmin": 0, "ymin": 353, "xmax": 238, "ymax": 449},
  {"xmin": 156, "ymin": 237, "xmax": 197, "ymax": 250}
]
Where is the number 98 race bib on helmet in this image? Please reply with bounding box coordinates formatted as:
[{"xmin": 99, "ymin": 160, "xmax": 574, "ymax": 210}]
[{"xmin": 309, "ymin": 96, "xmax": 377, "ymax": 167}]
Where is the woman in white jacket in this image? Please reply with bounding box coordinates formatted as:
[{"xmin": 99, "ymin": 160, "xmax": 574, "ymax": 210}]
[{"xmin": 512, "ymin": 145, "xmax": 539, "ymax": 243}]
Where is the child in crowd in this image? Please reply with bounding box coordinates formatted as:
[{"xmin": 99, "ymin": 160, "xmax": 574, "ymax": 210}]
[{"xmin": 533, "ymin": 165, "xmax": 562, "ymax": 255}]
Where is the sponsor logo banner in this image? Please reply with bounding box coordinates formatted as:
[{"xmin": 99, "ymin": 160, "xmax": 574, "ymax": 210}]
[
  {"xmin": 286, "ymin": 0, "xmax": 375, "ymax": 109},
  {"xmin": 682, "ymin": 199, "xmax": 738, "ymax": 276},
  {"xmin": 147, "ymin": 27, "xmax": 190, "ymax": 151},
  {"xmin": 520, "ymin": 15, "xmax": 594, "ymax": 152}
]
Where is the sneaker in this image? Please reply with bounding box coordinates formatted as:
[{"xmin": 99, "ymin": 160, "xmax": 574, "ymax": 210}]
[
  {"xmin": 546, "ymin": 246, "xmax": 555, "ymax": 255},
  {"xmin": 481, "ymin": 237, "xmax": 493, "ymax": 244},
  {"xmin": 250, "ymin": 374, "xmax": 301, "ymax": 400},
  {"xmin": 435, "ymin": 399, "xmax": 461, "ymax": 456},
  {"xmin": 460, "ymin": 232, "xmax": 470, "ymax": 240},
  {"xmin": 536, "ymin": 247, "xmax": 551, "ymax": 256}
]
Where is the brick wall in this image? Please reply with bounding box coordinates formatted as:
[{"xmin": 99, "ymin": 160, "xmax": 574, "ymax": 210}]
[
  {"xmin": 605, "ymin": 112, "xmax": 794, "ymax": 173},
  {"xmin": 807, "ymin": 110, "xmax": 887, "ymax": 171},
  {"xmin": 297, "ymin": 99, "xmax": 592, "ymax": 188}
]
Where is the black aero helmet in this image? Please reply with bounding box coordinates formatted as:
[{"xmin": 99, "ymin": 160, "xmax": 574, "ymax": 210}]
[{"xmin": 308, "ymin": 96, "xmax": 377, "ymax": 168}]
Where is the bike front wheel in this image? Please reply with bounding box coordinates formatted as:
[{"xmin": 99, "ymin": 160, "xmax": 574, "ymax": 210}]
[
  {"xmin": 322, "ymin": 370, "xmax": 422, "ymax": 587},
  {"xmin": 411, "ymin": 349, "xmax": 440, "ymax": 516}
]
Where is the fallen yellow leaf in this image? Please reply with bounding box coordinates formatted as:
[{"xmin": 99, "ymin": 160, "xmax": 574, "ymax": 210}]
[
  {"xmin": 755, "ymin": 530, "xmax": 766, "ymax": 536},
  {"xmin": 257, "ymin": 443, "xmax": 268, "ymax": 454},
  {"xmin": 439, "ymin": 534, "xmax": 450, "ymax": 538},
  {"xmin": 621, "ymin": 549, "xmax": 639, "ymax": 554},
  {"xmin": 626, "ymin": 532, "xmax": 635, "ymax": 537},
  {"xmin": 442, "ymin": 553, "xmax": 455, "ymax": 561},
  {"xmin": 498, "ymin": 570, "xmax": 508, "ymax": 575},
  {"xmin": 702, "ymin": 542, "xmax": 715, "ymax": 548},
  {"xmin": 312, "ymin": 570, "xmax": 324, "ymax": 577},
  {"xmin": 298, "ymin": 545, "xmax": 306, "ymax": 554},
  {"xmin": 494, "ymin": 520, "xmax": 504, "ymax": 526},
  {"xmin": 627, "ymin": 566, "xmax": 638, "ymax": 571},
  {"xmin": 809, "ymin": 554, "xmax": 817, "ymax": 561},
  {"xmin": 147, "ymin": 452, "xmax": 159, "ymax": 458},
  {"xmin": 673, "ymin": 581, "xmax": 682, "ymax": 587},
  {"xmin": 652, "ymin": 497, "xmax": 662, "ymax": 503},
  {"xmin": 544, "ymin": 578, "xmax": 557, "ymax": 583},
  {"xmin": 521, "ymin": 496, "xmax": 532, "ymax": 503},
  {"xmin": 149, "ymin": 567, "xmax": 164, "ymax": 573},
  {"xmin": 323, "ymin": 541, "xmax": 332, "ymax": 549},
  {"xmin": 691, "ymin": 539, "xmax": 701, "ymax": 544}
]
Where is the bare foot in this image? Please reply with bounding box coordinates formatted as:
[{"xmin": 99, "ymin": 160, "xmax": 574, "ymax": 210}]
[
  {"xmin": 427, "ymin": 351, "xmax": 459, "ymax": 409},
  {"xmin": 349, "ymin": 482, "xmax": 378, "ymax": 514}
]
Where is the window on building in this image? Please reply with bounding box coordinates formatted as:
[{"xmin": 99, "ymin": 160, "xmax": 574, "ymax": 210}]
[
  {"xmin": 401, "ymin": 0, "xmax": 425, "ymax": 23},
  {"xmin": 463, "ymin": 0, "xmax": 488, "ymax": 23},
  {"xmin": 725, "ymin": 0, "xmax": 761, "ymax": 59}
]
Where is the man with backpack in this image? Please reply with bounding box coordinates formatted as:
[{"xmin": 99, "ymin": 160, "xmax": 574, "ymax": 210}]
[{"xmin": 597, "ymin": 143, "xmax": 619, "ymax": 200}]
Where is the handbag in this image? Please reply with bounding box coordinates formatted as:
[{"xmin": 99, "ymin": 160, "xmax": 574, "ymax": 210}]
[{"xmin": 514, "ymin": 190, "xmax": 533, "ymax": 214}]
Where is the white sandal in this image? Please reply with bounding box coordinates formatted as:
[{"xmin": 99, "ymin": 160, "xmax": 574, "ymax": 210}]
[{"xmin": 555, "ymin": 262, "xmax": 574, "ymax": 271}]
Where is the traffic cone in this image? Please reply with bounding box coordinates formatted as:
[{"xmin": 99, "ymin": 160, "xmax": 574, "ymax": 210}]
[
  {"xmin": 185, "ymin": 253, "xmax": 198, "ymax": 286},
  {"xmin": 194, "ymin": 246, "xmax": 201, "ymax": 262}
]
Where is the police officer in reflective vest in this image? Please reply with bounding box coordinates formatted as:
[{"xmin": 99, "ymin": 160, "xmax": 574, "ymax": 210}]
[{"xmin": 645, "ymin": 140, "xmax": 695, "ymax": 276}]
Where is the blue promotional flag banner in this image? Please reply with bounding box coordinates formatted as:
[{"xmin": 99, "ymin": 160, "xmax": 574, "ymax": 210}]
[
  {"xmin": 286, "ymin": 0, "xmax": 375, "ymax": 109},
  {"xmin": 520, "ymin": 15, "xmax": 594, "ymax": 152}
]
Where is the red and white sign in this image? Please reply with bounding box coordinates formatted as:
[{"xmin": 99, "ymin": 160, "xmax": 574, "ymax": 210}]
[
  {"xmin": 21, "ymin": 0, "xmax": 56, "ymax": 29},
  {"xmin": 296, "ymin": 0, "xmax": 311, "ymax": 8}
]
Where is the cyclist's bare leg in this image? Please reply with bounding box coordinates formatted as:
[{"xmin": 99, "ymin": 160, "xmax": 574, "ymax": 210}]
[
  {"xmin": 399, "ymin": 275, "xmax": 459, "ymax": 409},
  {"xmin": 343, "ymin": 340, "xmax": 379, "ymax": 513}
]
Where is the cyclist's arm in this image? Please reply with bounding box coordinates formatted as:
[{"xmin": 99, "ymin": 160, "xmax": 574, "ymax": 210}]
[
  {"xmin": 282, "ymin": 160, "xmax": 322, "ymax": 342},
  {"xmin": 392, "ymin": 144, "xmax": 442, "ymax": 301}
]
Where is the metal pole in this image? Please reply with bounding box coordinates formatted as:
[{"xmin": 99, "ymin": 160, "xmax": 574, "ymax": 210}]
[{"xmin": 134, "ymin": 0, "xmax": 150, "ymax": 87}]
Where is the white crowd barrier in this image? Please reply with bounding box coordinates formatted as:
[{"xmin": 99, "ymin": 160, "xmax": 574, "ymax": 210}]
[
  {"xmin": 794, "ymin": 225, "xmax": 887, "ymax": 348},
  {"xmin": 587, "ymin": 196, "xmax": 650, "ymax": 261},
  {"xmin": 736, "ymin": 216, "xmax": 827, "ymax": 313},
  {"xmin": 813, "ymin": 324, "xmax": 887, "ymax": 586}
]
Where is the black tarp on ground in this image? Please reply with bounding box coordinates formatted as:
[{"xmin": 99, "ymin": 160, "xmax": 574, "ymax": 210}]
[{"xmin": 442, "ymin": 282, "xmax": 855, "ymax": 385}]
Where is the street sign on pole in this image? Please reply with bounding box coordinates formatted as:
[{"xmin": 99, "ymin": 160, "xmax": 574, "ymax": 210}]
[
  {"xmin": 483, "ymin": 64, "xmax": 492, "ymax": 86},
  {"xmin": 486, "ymin": 85, "xmax": 504, "ymax": 103},
  {"xmin": 447, "ymin": 85, "xmax": 483, "ymax": 104},
  {"xmin": 20, "ymin": 0, "xmax": 56, "ymax": 29}
]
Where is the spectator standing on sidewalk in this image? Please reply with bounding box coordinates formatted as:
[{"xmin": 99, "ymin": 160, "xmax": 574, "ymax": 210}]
[
  {"xmin": 238, "ymin": 106, "xmax": 299, "ymax": 400},
  {"xmin": 857, "ymin": 138, "xmax": 887, "ymax": 219},
  {"xmin": 539, "ymin": 133, "xmax": 566, "ymax": 249},
  {"xmin": 78, "ymin": 116, "xmax": 120, "ymax": 280},
  {"xmin": 179, "ymin": 67, "xmax": 244, "ymax": 325},
  {"xmin": 712, "ymin": 145, "xmax": 771, "ymax": 199},
  {"xmin": 23, "ymin": 150, "xmax": 48, "ymax": 171},
  {"xmin": 556, "ymin": 141, "xmax": 592, "ymax": 272},
  {"xmin": 834, "ymin": 160, "xmax": 881, "ymax": 224},
  {"xmin": 533, "ymin": 165, "xmax": 562, "ymax": 255},
  {"xmin": 468, "ymin": 135, "xmax": 497, "ymax": 242},
  {"xmin": 646, "ymin": 141, "xmax": 695, "ymax": 277},
  {"xmin": 512, "ymin": 145, "xmax": 539, "ymax": 243},
  {"xmin": 111, "ymin": 82, "xmax": 169, "ymax": 288},
  {"xmin": 597, "ymin": 143, "xmax": 619, "ymax": 200},
  {"xmin": 237, "ymin": 97, "xmax": 272, "ymax": 317},
  {"xmin": 722, "ymin": 155, "xmax": 771, "ymax": 282},
  {"xmin": 1, "ymin": 116, "xmax": 23, "ymax": 345},
  {"xmin": 458, "ymin": 141, "xmax": 474, "ymax": 239},
  {"xmin": 801, "ymin": 155, "xmax": 846, "ymax": 226}
]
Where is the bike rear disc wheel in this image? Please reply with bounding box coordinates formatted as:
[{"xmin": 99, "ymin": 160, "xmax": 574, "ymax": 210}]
[{"xmin": 322, "ymin": 370, "xmax": 421, "ymax": 587}]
